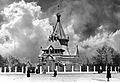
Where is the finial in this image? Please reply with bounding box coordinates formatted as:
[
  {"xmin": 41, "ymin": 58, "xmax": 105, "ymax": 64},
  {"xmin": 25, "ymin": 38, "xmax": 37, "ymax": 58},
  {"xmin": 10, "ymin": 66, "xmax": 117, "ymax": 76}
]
[
  {"xmin": 56, "ymin": 12, "xmax": 61, "ymax": 22},
  {"xmin": 58, "ymin": 0, "xmax": 63, "ymax": 10},
  {"xmin": 76, "ymin": 45, "xmax": 78, "ymax": 48},
  {"xmin": 40, "ymin": 46, "xmax": 42, "ymax": 49},
  {"xmin": 57, "ymin": 5, "xmax": 60, "ymax": 10}
]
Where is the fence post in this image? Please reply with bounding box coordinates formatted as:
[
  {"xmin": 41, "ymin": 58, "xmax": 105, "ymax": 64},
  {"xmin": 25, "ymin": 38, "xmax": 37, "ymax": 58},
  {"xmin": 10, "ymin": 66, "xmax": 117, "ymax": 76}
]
[
  {"xmin": 48, "ymin": 66, "xmax": 50, "ymax": 73},
  {"xmin": 15, "ymin": 66, "xmax": 17, "ymax": 72},
  {"xmin": 118, "ymin": 66, "xmax": 120, "ymax": 72},
  {"xmin": 100, "ymin": 66, "xmax": 102, "ymax": 70},
  {"xmin": 87, "ymin": 66, "xmax": 89, "ymax": 72},
  {"xmin": 72, "ymin": 65, "xmax": 74, "ymax": 72},
  {"xmin": 111, "ymin": 66, "xmax": 112, "ymax": 72},
  {"xmin": 40, "ymin": 66, "xmax": 42, "ymax": 74},
  {"xmin": 9, "ymin": 66, "xmax": 11, "ymax": 72},
  {"xmin": 25, "ymin": 66, "xmax": 28, "ymax": 74},
  {"xmin": 4, "ymin": 67, "xmax": 6, "ymax": 72},
  {"xmin": 94, "ymin": 66, "xmax": 96, "ymax": 72},
  {"xmin": 64, "ymin": 65, "xmax": 66, "ymax": 72},
  {"xmin": 22, "ymin": 66, "xmax": 24, "ymax": 73},
  {"xmin": 0, "ymin": 67, "xmax": 1, "ymax": 73},
  {"xmin": 80, "ymin": 66, "xmax": 81, "ymax": 72},
  {"xmin": 106, "ymin": 66, "xmax": 107, "ymax": 71}
]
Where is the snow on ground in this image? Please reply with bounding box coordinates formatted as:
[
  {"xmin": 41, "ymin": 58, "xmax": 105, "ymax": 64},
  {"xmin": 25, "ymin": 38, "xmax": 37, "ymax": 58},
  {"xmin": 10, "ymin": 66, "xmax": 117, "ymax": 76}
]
[{"xmin": 0, "ymin": 73, "xmax": 120, "ymax": 82}]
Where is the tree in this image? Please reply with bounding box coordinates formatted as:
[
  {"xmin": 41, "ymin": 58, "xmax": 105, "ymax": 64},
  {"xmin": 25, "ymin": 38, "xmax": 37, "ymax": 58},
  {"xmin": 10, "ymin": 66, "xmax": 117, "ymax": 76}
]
[
  {"xmin": 112, "ymin": 53, "xmax": 120, "ymax": 66},
  {"xmin": 93, "ymin": 45, "xmax": 117, "ymax": 66},
  {"xmin": 0, "ymin": 55, "xmax": 5, "ymax": 67},
  {"xmin": 8, "ymin": 56, "xmax": 21, "ymax": 67}
]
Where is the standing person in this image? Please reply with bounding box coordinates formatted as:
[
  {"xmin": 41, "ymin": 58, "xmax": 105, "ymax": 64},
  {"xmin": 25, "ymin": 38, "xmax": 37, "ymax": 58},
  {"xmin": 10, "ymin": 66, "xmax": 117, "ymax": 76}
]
[
  {"xmin": 53, "ymin": 69, "xmax": 57, "ymax": 77},
  {"xmin": 27, "ymin": 68, "xmax": 30, "ymax": 77},
  {"xmin": 106, "ymin": 66, "xmax": 111, "ymax": 81}
]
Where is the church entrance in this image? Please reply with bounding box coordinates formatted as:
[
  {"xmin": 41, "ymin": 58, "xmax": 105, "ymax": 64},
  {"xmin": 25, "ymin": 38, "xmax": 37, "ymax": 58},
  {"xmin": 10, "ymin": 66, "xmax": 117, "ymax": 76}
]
[{"xmin": 42, "ymin": 55, "xmax": 56, "ymax": 74}]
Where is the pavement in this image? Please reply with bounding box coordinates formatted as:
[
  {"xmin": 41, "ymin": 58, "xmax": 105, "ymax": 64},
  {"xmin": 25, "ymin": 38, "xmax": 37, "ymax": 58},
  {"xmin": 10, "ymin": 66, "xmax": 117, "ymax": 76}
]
[{"xmin": 0, "ymin": 73, "xmax": 120, "ymax": 82}]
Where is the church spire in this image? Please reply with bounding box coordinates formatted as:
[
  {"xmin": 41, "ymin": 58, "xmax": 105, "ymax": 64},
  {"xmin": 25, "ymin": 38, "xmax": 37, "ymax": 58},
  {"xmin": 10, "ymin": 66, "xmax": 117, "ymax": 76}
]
[{"xmin": 48, "ymin": 0, "xmax": 69, "ymax": 46}]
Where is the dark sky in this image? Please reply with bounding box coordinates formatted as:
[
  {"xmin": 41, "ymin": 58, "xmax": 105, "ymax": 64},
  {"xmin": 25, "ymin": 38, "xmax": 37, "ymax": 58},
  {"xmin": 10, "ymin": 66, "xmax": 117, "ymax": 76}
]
[
  {"xmin": 0, "ymin": 0, "xmax": 59, "ymax": 11},
  {"xmin": 24, "ymin": 0, "xmax": 59, "ymax": 12}
]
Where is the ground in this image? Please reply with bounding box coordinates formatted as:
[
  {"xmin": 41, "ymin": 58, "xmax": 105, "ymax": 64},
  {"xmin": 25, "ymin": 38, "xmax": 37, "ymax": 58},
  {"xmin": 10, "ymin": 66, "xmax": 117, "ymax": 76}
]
[{"xmin": 0, "ymin": 73, "xmax": 120, "ymax": 82}]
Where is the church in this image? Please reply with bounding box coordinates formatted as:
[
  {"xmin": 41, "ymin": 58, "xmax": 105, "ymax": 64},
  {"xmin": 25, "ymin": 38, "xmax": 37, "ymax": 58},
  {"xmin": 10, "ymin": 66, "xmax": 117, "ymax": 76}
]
[{"xmin": 38, "ymin": 3, "xmax": 87, "ymax": 73}]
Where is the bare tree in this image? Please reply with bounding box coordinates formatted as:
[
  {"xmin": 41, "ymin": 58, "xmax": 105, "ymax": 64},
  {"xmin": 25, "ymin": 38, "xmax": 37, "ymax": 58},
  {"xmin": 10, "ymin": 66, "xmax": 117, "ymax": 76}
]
[{"xmin": 93, "ymin": 45, "xmax": 118, "ymax": 66}]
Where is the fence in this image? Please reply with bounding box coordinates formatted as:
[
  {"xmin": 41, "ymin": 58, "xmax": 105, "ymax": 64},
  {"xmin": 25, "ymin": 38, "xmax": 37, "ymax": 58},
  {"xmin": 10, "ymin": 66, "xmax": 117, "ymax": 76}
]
[{"xmin": 0, "ymin": 65, "xmax": 119, "ymax": 74}]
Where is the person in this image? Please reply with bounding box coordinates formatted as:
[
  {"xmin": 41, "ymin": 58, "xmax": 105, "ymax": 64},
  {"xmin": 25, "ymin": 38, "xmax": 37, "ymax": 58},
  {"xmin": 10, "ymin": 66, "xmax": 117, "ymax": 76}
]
[
  {"xmin": 27, "ymin": 68, "xmax": 30, "ymax": 77},
  {"xmin": 36, "ymin": 66, "xmax": 40, "ymax": 74},
  {"xmin": 53, "ymin": 69, "xmax": 57, "ymax": 77},
  {"xmin": 106, "ymin": 67, "xmax": 111, "ymax": 81}
]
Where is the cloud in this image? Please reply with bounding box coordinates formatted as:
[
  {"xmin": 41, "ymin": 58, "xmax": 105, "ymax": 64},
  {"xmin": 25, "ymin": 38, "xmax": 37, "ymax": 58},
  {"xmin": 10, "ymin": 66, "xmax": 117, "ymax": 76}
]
[
  {"xmin": 0, "ymin": 1, "xmax": 52, "ymax": 62},
  {"xmin": 81, "ymin": 25, "xmax": 120, "ymax": 53}
]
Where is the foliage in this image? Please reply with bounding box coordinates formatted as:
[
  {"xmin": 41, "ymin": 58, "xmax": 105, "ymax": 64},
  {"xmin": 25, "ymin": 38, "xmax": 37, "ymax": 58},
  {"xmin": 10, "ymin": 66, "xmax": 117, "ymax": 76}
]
[
  {"xmin": 0, "ymin": 54, "xmax": 5, "ymax": 67},
  {"xmin": 112, "ymin": 53, "xmax": 120, "ymax": 66},
  {"xmin": 8, "ymin": 56, "xmax": 27, "ymax": 67},
  {"xmin": 93, "ymin": 45, "xmax": 120, "ymax": 66}
]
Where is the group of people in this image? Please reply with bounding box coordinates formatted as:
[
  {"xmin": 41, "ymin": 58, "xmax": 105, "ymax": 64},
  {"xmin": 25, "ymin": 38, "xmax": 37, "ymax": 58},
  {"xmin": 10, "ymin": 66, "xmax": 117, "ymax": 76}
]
[{"xmin": 27, "ymin": 68, "xmax": 57, "ymax": 77}]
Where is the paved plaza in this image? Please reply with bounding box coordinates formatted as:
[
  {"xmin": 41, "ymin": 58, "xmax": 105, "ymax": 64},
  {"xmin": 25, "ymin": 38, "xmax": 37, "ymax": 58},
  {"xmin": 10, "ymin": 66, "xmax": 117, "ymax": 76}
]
[{"xmin": 0, "ymin": 73, "xmax": 120, "ymax": 82}]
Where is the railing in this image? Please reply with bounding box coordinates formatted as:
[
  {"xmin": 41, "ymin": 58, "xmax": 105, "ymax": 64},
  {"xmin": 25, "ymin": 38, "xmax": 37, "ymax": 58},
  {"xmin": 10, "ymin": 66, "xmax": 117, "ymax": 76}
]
[
  {"xmin": 0, "ymin": 66, "xmax": 119, "ymax": 74},
  {"xmin": 47, "ymin": 65, "xmax": 120, "ymax": 74}
]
